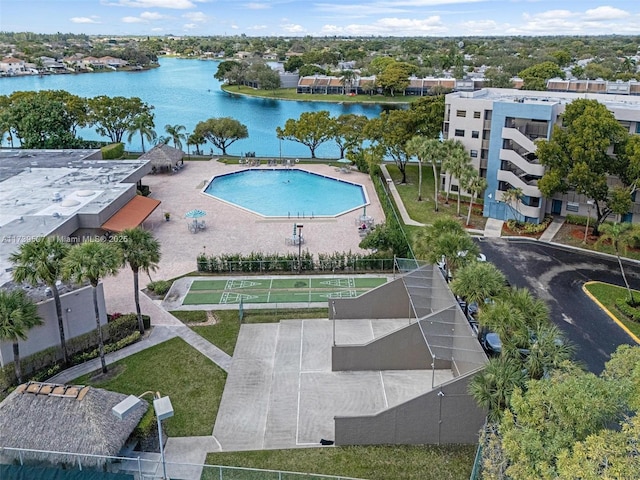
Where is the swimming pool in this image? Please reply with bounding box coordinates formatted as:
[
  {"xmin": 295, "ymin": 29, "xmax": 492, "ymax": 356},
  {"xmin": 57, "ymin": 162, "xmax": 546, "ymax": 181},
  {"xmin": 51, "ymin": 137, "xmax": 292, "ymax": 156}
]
[{"xmin": 203, "ymin": 169, "xmax": 368, "ymax": 217}]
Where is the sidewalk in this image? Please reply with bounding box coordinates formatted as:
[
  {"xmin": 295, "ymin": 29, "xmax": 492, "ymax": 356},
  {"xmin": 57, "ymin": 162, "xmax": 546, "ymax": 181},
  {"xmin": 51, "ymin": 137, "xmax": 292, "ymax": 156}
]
[
  {"xmin": 538, "ymin": 216, "xmax": 566, "ymax": 242},
  {"xmin": 379, "ymin": 165, "xmax": 424, "ymax": 227}
]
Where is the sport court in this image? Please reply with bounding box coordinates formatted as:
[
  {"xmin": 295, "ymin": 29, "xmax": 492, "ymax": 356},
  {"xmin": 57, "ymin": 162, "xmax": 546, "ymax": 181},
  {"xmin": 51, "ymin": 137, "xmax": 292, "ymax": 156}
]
[{"xmin": 182, "ymin": 276, "xmax": 387, "ymax": 306}]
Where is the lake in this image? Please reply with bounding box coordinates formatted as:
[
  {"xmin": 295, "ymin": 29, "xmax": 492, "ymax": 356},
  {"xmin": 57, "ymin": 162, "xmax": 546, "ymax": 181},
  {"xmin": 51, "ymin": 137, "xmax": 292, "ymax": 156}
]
[{"xmin": 0, "ymin": 57, "xmax": 384, "ymax": 158}]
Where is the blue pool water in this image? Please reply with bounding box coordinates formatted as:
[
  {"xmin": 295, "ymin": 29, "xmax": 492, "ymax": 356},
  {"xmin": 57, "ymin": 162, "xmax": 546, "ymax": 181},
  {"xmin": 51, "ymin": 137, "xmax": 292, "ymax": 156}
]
[{"xmin": 204, "ymin": 169, "xmax": 367, "ymax": 217}]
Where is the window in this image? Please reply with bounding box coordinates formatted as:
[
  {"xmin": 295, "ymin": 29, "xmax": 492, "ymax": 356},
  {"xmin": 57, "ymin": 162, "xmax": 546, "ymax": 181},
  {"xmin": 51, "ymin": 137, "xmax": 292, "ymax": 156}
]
[
  {"xmin": 474, "ymin": 111, "xmax": 481, "ymax": 119},
  {"xmin": 471, "ymin": 130, "xmax": 479, "ymax": 138},
  {"xmin": 566, "ymin": 202, "xmax": 580, "ymax": 212},
  {"xmin": 484, "ymin": 111, "xmax": 492, "ymax": 121},
  {"xmin": 481, "ymin": 149, "xmax": 488, "ymax": 159},
  {"xmin": 451, "ymin": 184, "xmax": 459, "ymax": 192},
  {"xmin": 456, "ymin": 110, "xmax": 466, "ymax": 117},
  {"xmin": 470, "ymin": 150, "xmax": 478, "ymax": 158},
  {"xmin": 455, "ymin": 129, "xmax": 465, "ymax": 137}
]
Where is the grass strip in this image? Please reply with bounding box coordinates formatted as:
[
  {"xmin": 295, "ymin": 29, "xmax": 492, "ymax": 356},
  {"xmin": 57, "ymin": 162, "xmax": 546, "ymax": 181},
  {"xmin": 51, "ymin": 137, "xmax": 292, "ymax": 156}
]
[
  {"xmin": 202, "ymin": 444, "xmax": 475, "ymax": 480},
  {"xmin": 583, "ymin": 282, "xmax": 640, "ymax": 340},
  {"xmin": 73, "ymin": 337, "xmax": 226, "ymax": 437}
]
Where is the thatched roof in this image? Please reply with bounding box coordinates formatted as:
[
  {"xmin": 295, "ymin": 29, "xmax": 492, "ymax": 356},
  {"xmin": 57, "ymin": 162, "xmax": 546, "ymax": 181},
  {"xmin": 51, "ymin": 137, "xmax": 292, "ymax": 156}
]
[
  {"xmin": 139, "ymin": 143, "xmax": 183, "ymax": 169},
  {"xmin": 0, "ymin": 382, "xmax": 148, "ymax": 466}
]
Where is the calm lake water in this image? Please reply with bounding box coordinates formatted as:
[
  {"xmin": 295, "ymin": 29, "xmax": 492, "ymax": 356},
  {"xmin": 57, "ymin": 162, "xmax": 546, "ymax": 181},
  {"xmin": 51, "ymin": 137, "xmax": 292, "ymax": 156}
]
[{"xmin": 0, "ymin": 57, "xmax": 384, "ymax": 158}]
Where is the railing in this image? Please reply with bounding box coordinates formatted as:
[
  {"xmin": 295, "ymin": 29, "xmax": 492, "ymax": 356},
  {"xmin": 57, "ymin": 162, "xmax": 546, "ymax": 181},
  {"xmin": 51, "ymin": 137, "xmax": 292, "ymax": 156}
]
[{"xmin": 0, "ymin": 446, "xmax": 369, "ymax": 480}]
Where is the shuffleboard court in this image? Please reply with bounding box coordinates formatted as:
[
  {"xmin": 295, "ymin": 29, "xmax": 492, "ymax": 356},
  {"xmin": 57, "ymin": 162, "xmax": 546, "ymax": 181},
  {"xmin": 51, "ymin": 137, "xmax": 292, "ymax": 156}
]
[{"xmin": 182, "ymin": 275, "xmax": 388, "ymax": 306}]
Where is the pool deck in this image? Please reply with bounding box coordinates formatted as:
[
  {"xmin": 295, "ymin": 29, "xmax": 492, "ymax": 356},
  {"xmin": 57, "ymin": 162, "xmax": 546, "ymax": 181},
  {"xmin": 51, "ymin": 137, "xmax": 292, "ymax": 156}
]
[{"xmin": 102, "ymin": 159, "xmax": 386, "ymax": 320}]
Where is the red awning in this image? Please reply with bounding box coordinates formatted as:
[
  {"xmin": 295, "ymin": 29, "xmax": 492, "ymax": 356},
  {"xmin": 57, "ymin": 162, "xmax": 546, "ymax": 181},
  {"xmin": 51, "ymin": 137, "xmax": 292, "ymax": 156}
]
[{"xmin": 102, "ymin": 195, "xmax": 161, "ymax": 232}]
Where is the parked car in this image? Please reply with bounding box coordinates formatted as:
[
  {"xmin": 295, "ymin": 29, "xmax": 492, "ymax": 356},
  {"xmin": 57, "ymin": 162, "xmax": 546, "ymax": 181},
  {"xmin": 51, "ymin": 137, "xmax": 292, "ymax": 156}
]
[{"xmin": 482, "ymin": 331, "xmax": 502, "ymax": 356}]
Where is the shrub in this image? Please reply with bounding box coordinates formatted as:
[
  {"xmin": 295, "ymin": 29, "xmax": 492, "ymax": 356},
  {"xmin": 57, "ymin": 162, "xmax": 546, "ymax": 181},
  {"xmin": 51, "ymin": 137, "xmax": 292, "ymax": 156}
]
[
  {"xmin": 148, "ymin": 280, "xmax": 172, "ymax": 296},
  {"xmin": 615, "ymin": 297, "xmax": 640, "ymax": 322},
  {"xmin": 101, "ymin": 142, "xmax": 124, "ymax": 159}
]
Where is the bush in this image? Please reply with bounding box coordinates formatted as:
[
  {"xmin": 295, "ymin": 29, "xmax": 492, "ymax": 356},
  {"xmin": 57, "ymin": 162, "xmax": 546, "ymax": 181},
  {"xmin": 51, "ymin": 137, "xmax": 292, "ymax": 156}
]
[
  {"xmin": 147, "ymin": 280, "xmax": 172, "ymax": 296},
  {"xmin": 101, "ymin": 142, "xmax": 125, "ymax": 159},
  {"xmin": 615, "ymin": 297, "xmax": 640, "ymax": 322},
  {"xmin": 506, "ymin": 215, "xmax": 553, "ymax": 235},
  {"xmin": 566, "ymin": 214, "xmax": 589, "ymax": 226}
]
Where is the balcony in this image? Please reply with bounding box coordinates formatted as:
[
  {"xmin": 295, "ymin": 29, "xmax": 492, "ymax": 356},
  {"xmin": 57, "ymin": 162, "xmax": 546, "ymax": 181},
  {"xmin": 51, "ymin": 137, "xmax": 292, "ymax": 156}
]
[
  {"xmin": 495, "ymin": 190, "xmax": 542, "ymax": 219},
  {"xmin": 496, "ymin": 170, "xmax": 541, "ymax": 198},
  {"xmin": 502, "ymin": 127, "xmax": 538, "ymax": 153},
  {"xmin": 500, "ymin": 149, "xmax": 545, "ymax": 177}
]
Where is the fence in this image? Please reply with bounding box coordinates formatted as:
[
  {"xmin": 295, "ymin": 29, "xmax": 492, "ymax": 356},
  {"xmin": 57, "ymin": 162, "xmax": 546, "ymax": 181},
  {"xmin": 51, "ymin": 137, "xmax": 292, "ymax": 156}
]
[
  {"xmin": 196, "ymin": 256, "xmax": 396, "ymax": 274},
  {"xmin": 0, "ymin": 447, "xmax": 368, "ymax": 480},
  {"xmin": 374, "ymin": 175, "xmax": 416, "ymax": 261}
]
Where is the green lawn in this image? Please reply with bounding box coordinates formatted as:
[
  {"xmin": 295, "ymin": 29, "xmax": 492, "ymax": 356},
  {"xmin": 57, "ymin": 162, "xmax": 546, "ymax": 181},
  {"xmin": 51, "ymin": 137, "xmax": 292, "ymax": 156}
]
[
  {"xmin": 73, "ymin": 337, "xmax": 226, "ymax": 437},
  {"xmin": 584, "ymin": 282, "xmax": 640, "ymax": 341},
  {"xmin": 385, "ymin": 164, "xmax": 486, "ymax": 230},
  {"xmin": 202, "ymin": 444, "xmax": 475, "ymax": 480},
  {"xmin": 192, "ymin": 308, "xmax": 328, "ymax": 355}
]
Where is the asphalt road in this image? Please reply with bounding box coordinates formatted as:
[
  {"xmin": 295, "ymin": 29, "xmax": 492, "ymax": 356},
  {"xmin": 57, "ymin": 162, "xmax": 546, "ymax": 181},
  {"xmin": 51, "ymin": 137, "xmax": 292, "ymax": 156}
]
[{"xmin": 477, "ymin": 238, "xmax": 640, "ymax": 374}]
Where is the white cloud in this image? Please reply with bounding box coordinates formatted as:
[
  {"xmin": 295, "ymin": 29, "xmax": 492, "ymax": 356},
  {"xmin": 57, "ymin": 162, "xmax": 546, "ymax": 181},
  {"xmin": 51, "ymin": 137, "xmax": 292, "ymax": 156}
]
[
  {"xmin": 584, "ymin": 6, "xmax": 628, "ymax": 20},
  {"xmin": 70, "ymin": 17, "xmax": 101, "ymax": 24},
  {"xmin": 122, "ymin": 16, "xmax": 145, "ymax": 23},
  {"xmin": 247, "ymin": 24, "xmax": 269, "ymax": 30},
  {"xmin": 183, "ymin": 11, "xmax": 208, "ymax": 22},
  {"xmin": 321, "ymin": 15, "xmax": 446, "ymax": 35},
  {"xmin": 282, "ymin": 23, "xmax": 306, "ymax": 33},
  {"xmin": 245, "ymin": 2, "xmax": 270, "ymax": 9},
  {"xmin": 140, "ymin": 11, "xmax": 167, "ymax": 20},
  {"xmin": 106, "ymin": 0, "xmax": 196, "ymax": 9},
  {"xmin": 183, "ymin": 23, "xmax": 198, "ymax": 29}
]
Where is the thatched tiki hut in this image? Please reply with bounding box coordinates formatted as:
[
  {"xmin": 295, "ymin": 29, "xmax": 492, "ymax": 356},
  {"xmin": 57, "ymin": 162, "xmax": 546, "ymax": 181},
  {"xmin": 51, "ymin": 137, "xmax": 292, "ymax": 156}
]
[
  {"xmin": 139, "ymin": 143, "xmax": 184, "ymax": 173},
  {"xmin": 0, "ymin": 382, "xmax": 147, "ymax": 468}
]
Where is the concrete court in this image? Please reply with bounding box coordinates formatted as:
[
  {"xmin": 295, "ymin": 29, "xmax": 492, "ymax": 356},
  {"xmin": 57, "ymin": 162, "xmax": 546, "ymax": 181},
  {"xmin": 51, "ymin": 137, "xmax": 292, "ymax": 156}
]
[{"xmin": 213, "ymin": 317, "xmax": 453, "ymax": 451}]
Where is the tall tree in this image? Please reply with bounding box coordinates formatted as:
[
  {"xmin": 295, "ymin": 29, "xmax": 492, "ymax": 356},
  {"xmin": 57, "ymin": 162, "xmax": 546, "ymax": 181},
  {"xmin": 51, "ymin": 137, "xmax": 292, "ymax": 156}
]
[
  {"xmin": 63, "ymin": 241, "xmax": 123, "ymax": 374},
  {"xmin": 518, "ymin": 61, "xmax": 565, "ymax": 90},
  {"xmin": 118, "ymin": 228, "xmax": 161, "ymax": 335},
  {"xmin": 332, "ymin": 113, "xmax": 369, "ymax": 159},
  {"xmin": 10, "ymin": 237, "xmax": 71, "ymax": 365},
  {"xmin": 364, "ymin": 109, "xmax": 421, "ymax": 183},
  {"xmin": 451, "ymin": 261, "xmax": 506, "ymax": 316},
  {"xmin": 537, "ymin": 99, "xmax": 635, "ymax": 234},
  {"xmin": 0, "ymin": 289, "xmax": 43, "ymax": 383},
  {"xmin": 464, "ymin": 172, "xmax": 487, "ymax": 226},
  {"xmin": 195, "ymin": 117, "xmax": 248, "ymax": 155},
  {"xmin": 441, "ymin": 139, "xmax": 471, "ymax": 204},
  {"xmin": 126, "ymin": 111, "xmax": 156, "ymax": 153},
  {"xmin": 276, "ymin": 110, "xmax": 334, "ymax": 158},
  {"xmin": 406, "ymin": 136, "xmax": 447, "ymax": 210},
  {"xmin": 339, "ymin": 70, "xmax": 356, "ymax": 94},
  {"xmin": 501, "ymin": 187, "xmax": 524, "ymax": 221},
  {"xmin": 88, "ymin": 95, "xmax": 153, "ymax": 143},
  {"xmin": 164, "ymin": 123, "xmax": 186, "ymax": 150}
]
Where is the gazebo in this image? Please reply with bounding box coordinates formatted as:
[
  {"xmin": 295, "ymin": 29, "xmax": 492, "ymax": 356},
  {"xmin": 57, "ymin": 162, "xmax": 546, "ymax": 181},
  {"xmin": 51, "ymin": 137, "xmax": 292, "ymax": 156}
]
[
  {"xmin": 0, "ymin": 382, "xmax": 147, "ymax": 468},
  {"xmin": 139, "ymin": 143, "xmax": 184, "ymax": 173}
]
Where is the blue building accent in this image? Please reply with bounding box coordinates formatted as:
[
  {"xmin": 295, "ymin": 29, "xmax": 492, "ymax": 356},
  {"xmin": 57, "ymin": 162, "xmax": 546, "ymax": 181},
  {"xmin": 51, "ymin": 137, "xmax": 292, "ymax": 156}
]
[{"xmin": 482, "ymin": 100, "xmax": 556, "ymax": 224}]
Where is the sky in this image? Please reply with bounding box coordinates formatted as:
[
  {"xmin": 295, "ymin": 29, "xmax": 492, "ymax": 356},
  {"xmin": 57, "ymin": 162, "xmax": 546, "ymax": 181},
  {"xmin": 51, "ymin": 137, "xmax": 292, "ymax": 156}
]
[{"xmin": 1, "ymin": 0, "xmax": 640, "ymax": 37}]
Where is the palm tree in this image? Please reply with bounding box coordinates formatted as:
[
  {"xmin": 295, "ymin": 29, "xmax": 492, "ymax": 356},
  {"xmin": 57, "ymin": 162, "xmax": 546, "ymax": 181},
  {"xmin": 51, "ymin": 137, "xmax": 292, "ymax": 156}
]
[
  {"xmin": 407, "ymin": 135, "xmax": 447, "ymax": 204},
  {"xmin": 0, "ymin": 289, "xmax": 43, "ymax": 383},
  {"xmin": 465, "ymin": 172, "xmax": 487, "ymax": 226},
  {"xmin": 469, "ymin": 356, "xmax": 526, "ymax": 422},
  {"xmin": 451, "ymin": 261, "xmax": 506, "ymax": 316},
  {"xmin": 502, "ymin": 287, "xmax": 549, "ymax": 330},
  {"xmin": 457, "ymin": 165, "xmax": 476, "ymax": 216},
  {"xmin": 164, "ymin": 124, "xmax": 186, "ymax": 150},
  {"xmin": 127, "ymin": 112, "xmax": 156, "ymax": 153},
  {"xmin": 522, "ymin": 323, "xmax": 574, "ymax": 380},
  {"xmin": 501, "ymin": 187, "xmax": 523, "ymax": 221},
  {"xmin": 119, "ymin": 228, "xmax": 161, "ymax": 335},
  {"xmin": 10, "ymin": 237, "xmax": 71, "ymax": 365},
  {"xmin": 187, "ymin": 132, "xmax": 205, "ymax": 156},
  {"xmin": 441, "ymin": 140, "xmax": 470, "ymax": 204},
  {"xmin": 339, "ymin": 70, "xmax": 357, "ymax": 94},
  {"xmin": 63, "ymin": 241, "xmax": 123, "ymax": 374},
  {"xmin": 597, "ymin": 222, "xmax": 639, "ymax": 304}
]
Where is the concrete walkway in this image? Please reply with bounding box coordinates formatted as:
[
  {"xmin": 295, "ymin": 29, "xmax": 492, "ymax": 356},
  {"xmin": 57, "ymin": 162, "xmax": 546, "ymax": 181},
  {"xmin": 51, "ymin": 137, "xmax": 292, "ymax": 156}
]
[
  {"xmin": 379, "ymin": 164, "xmax": 424, "ymax": 227},
  {"xmin": 538, "ymin": 216, "xmax": 566, "ymax": 242}
]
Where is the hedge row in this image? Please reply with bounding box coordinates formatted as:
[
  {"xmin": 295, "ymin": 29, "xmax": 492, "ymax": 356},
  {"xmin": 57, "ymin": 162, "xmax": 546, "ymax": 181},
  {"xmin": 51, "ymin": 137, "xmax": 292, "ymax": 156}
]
[
  {"xmin": 615, "ymin": 297, "xmax": 640, "ymax": 322},
  {"xmin": 0, "ymin": 312, "xmax": 148, "ymax": 395},
  {"xmin": 196, "ymin": 251, "xmax": 394, "ymax": 274}
]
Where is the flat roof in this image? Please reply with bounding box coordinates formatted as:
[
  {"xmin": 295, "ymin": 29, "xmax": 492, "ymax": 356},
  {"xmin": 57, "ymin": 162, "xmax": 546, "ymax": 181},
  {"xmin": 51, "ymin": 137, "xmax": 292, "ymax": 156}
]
[
  {"xmin": 447, "ymin": 87, "xmax": 640, "ymax": 112},
  {"xmin": 0, "ymin": 149, "xmax": 152, "ymax": 288}
]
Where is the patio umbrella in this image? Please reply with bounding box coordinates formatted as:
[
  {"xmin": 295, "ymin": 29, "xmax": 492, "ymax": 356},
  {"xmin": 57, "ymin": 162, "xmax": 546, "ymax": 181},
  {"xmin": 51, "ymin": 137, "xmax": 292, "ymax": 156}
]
[
  {"xmin": 337, "ymin": 158, "xmax": 351, "ymax": 164},
  {"xmin": 185, "ymin": 209, "xmax": 206, "ymax": 219}
]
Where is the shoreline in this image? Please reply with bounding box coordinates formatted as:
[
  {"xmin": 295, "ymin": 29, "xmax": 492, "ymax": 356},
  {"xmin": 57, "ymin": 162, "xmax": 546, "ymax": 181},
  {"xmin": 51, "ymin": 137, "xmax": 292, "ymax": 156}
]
[{"xmin": 221, "ymin": 85, "xmax": 413, "ymax": 105}]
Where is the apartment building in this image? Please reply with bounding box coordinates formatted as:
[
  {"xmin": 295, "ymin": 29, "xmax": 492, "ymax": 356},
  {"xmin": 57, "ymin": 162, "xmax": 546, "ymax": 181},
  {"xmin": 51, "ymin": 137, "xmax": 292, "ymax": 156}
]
[{"xmin": 444, "ymin": 88, "xmax": 640, "ymax": 224}]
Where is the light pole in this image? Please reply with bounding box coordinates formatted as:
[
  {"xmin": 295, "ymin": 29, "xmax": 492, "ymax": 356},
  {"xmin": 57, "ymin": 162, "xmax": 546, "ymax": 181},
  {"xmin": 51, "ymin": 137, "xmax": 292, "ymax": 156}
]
[
  {"xmin": 584, "ymin": 200, "xmax": 594, "ymax": 243},
  {"xmin": 112, "ymin": 391, "xmax": 174, "ymax": 480},
  {"xmin": 297, "ymin": 224, "xmax": 304, "ymax": 274}
]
